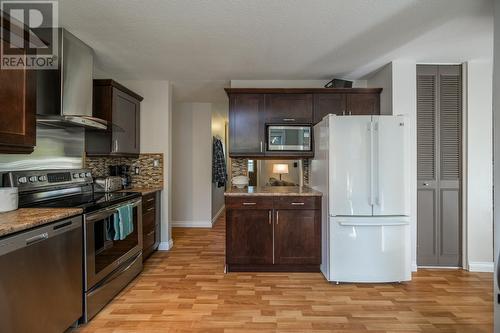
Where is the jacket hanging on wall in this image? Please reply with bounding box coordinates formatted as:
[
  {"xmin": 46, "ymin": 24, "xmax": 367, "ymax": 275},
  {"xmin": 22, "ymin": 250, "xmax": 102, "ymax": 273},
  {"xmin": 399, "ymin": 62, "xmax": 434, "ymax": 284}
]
[{"xmin": 212, "ymin": 137, "xmax": 227, "ymax": 188}]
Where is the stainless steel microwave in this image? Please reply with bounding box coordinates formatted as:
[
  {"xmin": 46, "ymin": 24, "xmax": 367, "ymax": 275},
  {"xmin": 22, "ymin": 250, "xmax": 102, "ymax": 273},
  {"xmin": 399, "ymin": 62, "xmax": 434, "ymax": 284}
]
[{"xmin": 267, "ymin": 125, "xmax": 312, "ymax": 151}]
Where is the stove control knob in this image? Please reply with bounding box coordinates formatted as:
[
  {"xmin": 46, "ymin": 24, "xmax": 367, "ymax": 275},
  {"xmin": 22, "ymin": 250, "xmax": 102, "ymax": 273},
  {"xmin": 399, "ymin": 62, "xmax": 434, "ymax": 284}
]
[
  {"xmin": 29, "ymin": 176, "xmax": 38, "ymax": 183},
  {"xmin": 18, "ymin": 176, "xmax": 27, "ymax": 184},
  {"xmin": 38, "ymin": 175, "xmax": 47, "ymax": 182},
  {"xmin": 73, "ymin": 173, "xmax": 79, "ymax": 178},
  {"xmin": 79, "ymin": 172, "xmax": 86, "ymax": 178},
  {"xmin": 85, "ymin": 172, "xmax": 91, "ymax": 178}
]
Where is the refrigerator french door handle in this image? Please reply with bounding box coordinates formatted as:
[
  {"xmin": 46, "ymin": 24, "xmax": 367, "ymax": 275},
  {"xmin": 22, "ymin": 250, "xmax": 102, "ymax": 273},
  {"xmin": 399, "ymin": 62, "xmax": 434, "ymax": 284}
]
[{"xmin": 369, "ymin": 121, "xmax": 374, "ymax": 207}]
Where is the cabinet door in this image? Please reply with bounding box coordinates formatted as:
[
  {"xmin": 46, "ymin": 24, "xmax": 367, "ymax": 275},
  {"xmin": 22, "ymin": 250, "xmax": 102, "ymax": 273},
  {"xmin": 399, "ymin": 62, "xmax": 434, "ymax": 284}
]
[
  {"xmin": 265, "ymin": 94, "xmax": 313, "ymax": 123},
  {"xmin": 313, "ymin": 93, "xmax": 346, "ymax": 124},
  {"xmin": 275, "ymin": 209, "xmax": 321, "ymax": 264},
  {"xmin": 112, "ymin": 88, "xmax": 140, "ymax": 155},
  {"xmin": 229, "ymin": 94, "xmax": 265, "ymax": 156},
  {"xmin": 226, "ymin": 209, "xmax": 273, "ymax": 264},
  {"xmin": 347, "ymin": 93, "xmax": 380, "ymax": 115},
  {"xmin": 0, "ymin": 40, "xmax": 36, "ymax": 153}
]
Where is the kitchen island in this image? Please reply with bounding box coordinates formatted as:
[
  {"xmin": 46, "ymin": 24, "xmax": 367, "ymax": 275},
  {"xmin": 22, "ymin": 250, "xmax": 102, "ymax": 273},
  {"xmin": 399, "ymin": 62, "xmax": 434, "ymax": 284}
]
[{"xmin": 224, "ymin": 186, "xmax": 322, "ymax": 272}]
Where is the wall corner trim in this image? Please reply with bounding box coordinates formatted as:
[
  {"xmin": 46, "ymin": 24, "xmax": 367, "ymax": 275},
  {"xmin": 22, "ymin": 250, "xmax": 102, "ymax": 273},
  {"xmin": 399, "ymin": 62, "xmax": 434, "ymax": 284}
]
[
  {"xmin": 212, "ymin": 205, "xmax": 225, "ymax": 225},
  {"xmin": 468, "ymin": 261, "xmax": 494, "ymax": 272},
  {"xmin": 158, "ymin": 239, "xmax": 174, "ymax": 251}
]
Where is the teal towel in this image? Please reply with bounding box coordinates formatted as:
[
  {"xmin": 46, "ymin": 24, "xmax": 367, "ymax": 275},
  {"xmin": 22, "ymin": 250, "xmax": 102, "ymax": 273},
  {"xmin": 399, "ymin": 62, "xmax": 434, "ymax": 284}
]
[{"xmin": 114, "ymin": 204, "xmax": 134, "ymax": 241}]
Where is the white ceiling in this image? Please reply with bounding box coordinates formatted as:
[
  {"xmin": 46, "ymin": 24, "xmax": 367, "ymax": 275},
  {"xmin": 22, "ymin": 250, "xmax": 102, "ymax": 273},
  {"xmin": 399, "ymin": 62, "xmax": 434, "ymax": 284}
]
[{"xmin": 59, "ymin": 0, "xmax": 493, "ymax": 100}]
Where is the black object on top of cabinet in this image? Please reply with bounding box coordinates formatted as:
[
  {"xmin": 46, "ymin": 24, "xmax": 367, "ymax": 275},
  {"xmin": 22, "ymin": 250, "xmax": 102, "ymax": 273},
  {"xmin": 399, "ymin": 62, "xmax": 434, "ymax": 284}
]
[
  {"xmin": 86, "ymin": 80, "xmax": 143, "ymax": 157},
  {"xmin": 0, "ymin": 13, "xmax": 37, "ymax": 154}
]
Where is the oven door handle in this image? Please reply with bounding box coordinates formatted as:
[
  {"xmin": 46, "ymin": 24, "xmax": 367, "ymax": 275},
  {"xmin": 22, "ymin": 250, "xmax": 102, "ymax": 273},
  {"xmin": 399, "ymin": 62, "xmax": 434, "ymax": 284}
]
[{"xmin": 85, "ymin": 198, "xmax": 142, "ymax": 223}]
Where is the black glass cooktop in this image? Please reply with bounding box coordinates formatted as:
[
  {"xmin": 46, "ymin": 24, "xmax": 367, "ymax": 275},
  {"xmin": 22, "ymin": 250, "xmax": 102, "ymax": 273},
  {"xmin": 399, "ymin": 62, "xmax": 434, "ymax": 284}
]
[{"xmin": 26, "ymin": 191, "xmax": 141, "ymax": 213}]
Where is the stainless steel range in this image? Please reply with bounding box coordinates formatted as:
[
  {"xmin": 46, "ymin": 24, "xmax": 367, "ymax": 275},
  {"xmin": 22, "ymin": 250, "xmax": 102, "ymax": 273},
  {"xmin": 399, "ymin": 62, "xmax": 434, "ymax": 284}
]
[{"xmin": 2, "ymin": 169, "xmax": 143, "ymax": 323}]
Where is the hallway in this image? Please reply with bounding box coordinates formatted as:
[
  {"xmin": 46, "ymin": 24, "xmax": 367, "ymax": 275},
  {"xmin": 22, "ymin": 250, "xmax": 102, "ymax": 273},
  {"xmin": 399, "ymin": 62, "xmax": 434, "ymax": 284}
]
[{"xmin": 75, "ymin": 212, "xmax": 493, "ymax": 332}]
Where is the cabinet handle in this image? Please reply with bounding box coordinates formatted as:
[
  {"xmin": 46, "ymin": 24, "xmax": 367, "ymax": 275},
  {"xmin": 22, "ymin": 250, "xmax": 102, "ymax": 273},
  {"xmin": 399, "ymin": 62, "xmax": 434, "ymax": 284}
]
[
  {"xmin": 113, "ymin": 140, "xmax": 119, "ymax": 152},
  {"xmin": 349, "ymin": 110, "xmax": 352, "ymax": 116},
  {"xmin": 342, "ymin": 110, "xmax": 346, "ymax": 116},
  {"xmin": 276, "ymin": 211, "xmax": 279, "ymax": 225},
  {"xmin": 146, "ymin": 198, "xmax": 155, "ymax": 202},
  {"xmin": 268, "ymin": 210, "xmax": 271, "ymax": 225},
  {"xmin": 147, "ymin": 207, "xmax": 154, "ymax": 212},
  {"xmin": 291, "ymin": 202, "xmax": 305, "ymax": 206},
  {"xmin": 283, "ymin": 118, "xmax": 295, "ymax": 122},
  {"xmin": 242, "ymin": 202, "xmax": 256, "ymax": 206},
  {"xmin": 146, "ymin": 230, "xmax": 155, "ymax": 237},
  {"xmin": 260, "ymin": 141, "xmax": 263, "ymax": 153}
]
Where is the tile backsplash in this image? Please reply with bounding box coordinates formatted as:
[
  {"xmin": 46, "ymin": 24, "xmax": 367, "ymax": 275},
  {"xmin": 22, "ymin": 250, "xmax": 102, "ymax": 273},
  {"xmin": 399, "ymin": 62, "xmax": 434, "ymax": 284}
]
[{"xmin": 85, "ymin": 153, "xmax": 163, "ymax": 188}]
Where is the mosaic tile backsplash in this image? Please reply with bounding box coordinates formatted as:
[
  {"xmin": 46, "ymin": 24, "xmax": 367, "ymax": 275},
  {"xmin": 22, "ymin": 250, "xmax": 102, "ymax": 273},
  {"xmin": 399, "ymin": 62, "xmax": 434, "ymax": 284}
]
[{"xmin": 85, "ymin": 153, "xmax": 164, "ymax": 188}]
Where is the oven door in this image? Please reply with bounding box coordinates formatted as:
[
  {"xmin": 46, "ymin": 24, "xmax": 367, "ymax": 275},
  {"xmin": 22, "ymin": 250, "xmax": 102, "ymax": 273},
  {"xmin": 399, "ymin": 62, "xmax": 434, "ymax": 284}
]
[
  {"xmin": 267, "ymin": 125, "xmax": 312, "ymax": 151},
  {"xmin": 84, "ymin": 198, "xmax": 142, "ymax": 290}
]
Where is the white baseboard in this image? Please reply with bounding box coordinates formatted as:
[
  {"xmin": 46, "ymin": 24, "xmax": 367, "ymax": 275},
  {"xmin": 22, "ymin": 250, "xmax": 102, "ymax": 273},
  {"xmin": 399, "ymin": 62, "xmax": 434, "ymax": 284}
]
[
  {"xmin": 211, "ymin": 205, "xmax": 225, "ymax": 225},
  {"xmin": 158, "ymin": 239, "xmax": 174, "ymax": 251},
  {"xmin": 171, "ymin": 220, "xmax": 212, "ymax": 228},
  {"xmin": 412, "ymin": 260, "xmax": 418, "ymax": 272},
  {"xmin": 468, "ymin": 261, "xmax": 494, "ymax": 272}
]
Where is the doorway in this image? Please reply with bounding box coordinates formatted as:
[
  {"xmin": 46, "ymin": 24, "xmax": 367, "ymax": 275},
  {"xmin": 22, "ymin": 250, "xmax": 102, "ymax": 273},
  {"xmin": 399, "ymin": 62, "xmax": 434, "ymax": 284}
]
[{"xmin": 416, "ymin": 65, "xmax": 462, "ymax": 267}]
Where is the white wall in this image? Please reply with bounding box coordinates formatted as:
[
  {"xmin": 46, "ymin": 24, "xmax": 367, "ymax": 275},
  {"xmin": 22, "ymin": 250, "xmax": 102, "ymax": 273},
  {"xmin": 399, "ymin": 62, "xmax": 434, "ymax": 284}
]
[
  {"xmin": 211, "ymin": 101, "xmax": 228, "ymax": 222},
  {"xmin": 366, "ymin": 63, "xmax": 393, "ymax": 115},
  {"xmin": 121, "ymin": 80, "xmax": 173, "ymax": 250},
  {"xmin": 493, "ymin": 0, "xmax": 500, "ymax": 326},
  {"xmin": 465, "ymin": 60, "xmax": 494, "ymax": 272},
  {"xmin": 172, "ymin": 103, "xmax": 213, "ymax": 227},
  {"xmin": 391, "ymin": 60, "xmax": 418, "ymax": 271},
  {"xmin": 230, "ymin": 79, "xmax": 368, "ymax": 88}
]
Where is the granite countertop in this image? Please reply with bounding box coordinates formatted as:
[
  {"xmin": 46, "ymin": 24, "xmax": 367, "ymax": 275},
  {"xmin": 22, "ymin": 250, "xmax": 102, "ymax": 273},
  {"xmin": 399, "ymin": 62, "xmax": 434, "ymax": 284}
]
[
  {"xmin": 225, "ymin": 186, "xmax": 322, "ymax": 196},
  {"xmin": 0, "ymin": 208, "xmax": 83, "ymax": 238},
  {"xmin": 120, "ymin": 187, "xmax": 163, "ymax": 196}
]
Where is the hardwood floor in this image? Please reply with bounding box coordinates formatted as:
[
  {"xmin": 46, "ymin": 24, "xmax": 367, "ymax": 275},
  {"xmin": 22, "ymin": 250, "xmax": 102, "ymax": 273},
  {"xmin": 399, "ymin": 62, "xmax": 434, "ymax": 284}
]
[{"xmin": 74, "ymin": 212, "xmax": 493, "ymax": 333}]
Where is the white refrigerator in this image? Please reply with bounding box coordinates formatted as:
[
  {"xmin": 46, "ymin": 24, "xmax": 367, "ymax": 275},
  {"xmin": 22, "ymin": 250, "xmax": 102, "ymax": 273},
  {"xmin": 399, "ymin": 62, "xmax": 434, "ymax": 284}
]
[{"xmin": 311, "ymin": 114, "xmax": 411, "ymax": 283}]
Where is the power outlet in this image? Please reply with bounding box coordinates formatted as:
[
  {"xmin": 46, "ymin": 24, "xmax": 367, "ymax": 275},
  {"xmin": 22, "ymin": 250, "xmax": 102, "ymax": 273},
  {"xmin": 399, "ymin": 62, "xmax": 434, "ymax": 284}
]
[
  {"xmin": 153, "ymin": 159, "xmax": 160, "ymax": 167},
  {"xmin": 134, "ymin": 167, "xmax": 140, "ymax": 175}
]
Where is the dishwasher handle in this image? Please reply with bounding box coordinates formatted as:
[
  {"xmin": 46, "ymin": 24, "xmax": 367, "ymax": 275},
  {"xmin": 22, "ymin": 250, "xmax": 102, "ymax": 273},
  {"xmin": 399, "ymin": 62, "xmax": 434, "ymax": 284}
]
[{"xmin": 26, "ymin": 232, "xmax": 49, "ymax": 246}]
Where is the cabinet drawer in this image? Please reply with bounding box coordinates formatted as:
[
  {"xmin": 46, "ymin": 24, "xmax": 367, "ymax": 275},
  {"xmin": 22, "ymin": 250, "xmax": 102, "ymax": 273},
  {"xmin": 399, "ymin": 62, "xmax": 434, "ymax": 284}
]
[
  {"xmin": 143, "ymin": 210, "xmax": 155, "ymax": 233},
  {"xmin": 143, "ymin": 229, "xmax": 155, "ymax": 249},
  {"xmin": 142, "ymin": 193, "xmax": 156, "ymax": 210},
  {"xmin": 274, "ymin": 196, "xmax": 320, "ymax": 210},
  {"xmin": 226, "ymin": 196, "xmax": 274, "ymax": 210}
]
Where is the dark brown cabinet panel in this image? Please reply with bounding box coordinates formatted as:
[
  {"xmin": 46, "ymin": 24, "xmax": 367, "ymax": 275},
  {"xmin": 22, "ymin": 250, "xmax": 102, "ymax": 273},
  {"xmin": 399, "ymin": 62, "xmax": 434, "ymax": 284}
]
[
  {"xmin": 313, "ymin": 93, "xmax": 346, "ymax": 124},
  {"xmin": 347, "ymin": 93, "xmax": 380, "ymax": 116},
  {"xmin": 142, "ymin": 191, "xmax": 161, "ymax": 261},
  {"xmin": 225, "ymin": 195, "xmax": 321, "ymax": 272},
  {"xmin": 265, "ymin": 94, "xmax": 313, "ymax": 123},
  {"xmin": 274, "ymin": 210, "xmax": 321, "ymax": 265},
  {"xmin": 229, "ymin": 94, "xmax": 265, "ymax": 156},
  {"xmin": 86, "ymin": 79, "xmax": 143, "ymax": 157},
  {"xmin": 226, "ymin": 209, "xmax": 273, "ymax": 265},
  {"xmin": 0, "ymin": 27, "xmax": 36, "ymax": 153}
]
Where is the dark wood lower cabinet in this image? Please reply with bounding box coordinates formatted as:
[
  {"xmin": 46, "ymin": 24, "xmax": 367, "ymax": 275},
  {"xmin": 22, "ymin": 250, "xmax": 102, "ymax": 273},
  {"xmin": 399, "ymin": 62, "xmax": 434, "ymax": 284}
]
[
  {"xmin": 225, "ymin": 195, "xmax": 321, "ymax": 272},
  {"xmin": 142, "ymin": 191, "xmax": 161, "ymax": 261},
  {"xmin": 226, "ymin": 209, "xmax": 273, "ymax": 265},
  {"xmin": 274, "ymin": 210, "xmax": 321, "ymax": 265}
]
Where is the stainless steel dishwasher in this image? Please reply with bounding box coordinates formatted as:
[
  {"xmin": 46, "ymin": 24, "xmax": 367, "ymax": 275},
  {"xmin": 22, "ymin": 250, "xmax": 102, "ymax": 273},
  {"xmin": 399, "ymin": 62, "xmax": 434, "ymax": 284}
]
[{"xmin": 0, "ymin": 215, "xmax": 83, "ymax": 333}]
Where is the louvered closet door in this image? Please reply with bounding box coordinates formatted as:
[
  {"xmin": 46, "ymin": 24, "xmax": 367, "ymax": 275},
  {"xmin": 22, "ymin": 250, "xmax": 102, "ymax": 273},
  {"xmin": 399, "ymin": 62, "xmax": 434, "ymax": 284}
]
[{"xmin": 417, "ymin": 65, "xmax": 462, "ymax": 267}]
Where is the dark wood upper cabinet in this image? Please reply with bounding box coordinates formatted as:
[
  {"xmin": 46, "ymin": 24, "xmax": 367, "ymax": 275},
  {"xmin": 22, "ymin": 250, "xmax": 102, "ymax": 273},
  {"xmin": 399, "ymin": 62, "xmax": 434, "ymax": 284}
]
[
  {"xmin": 274, "ymin": 209, "xmax": 321, "ymax": 265},
  {"xmin": 229, "ymin": 93, "xmax": 265, "ymax": 156},
  {"xmin": 226, "ymin": 208, "xmax": 273, "ymax": 265},
  {"xmin": 313, "ymin": 93, "xmax": 346, "ymax": 123},
  {"xmin": 347, "ymin": 93, "xmax": 380, "ymax": 116},
  {"xmin": 86, "ymin": 80, "xmax": 143, "ymax": 157},
  {"xmin": 0, "ymin": 19, "xmax": 36, "ymax": 154},
  {"xmin": 225, "ymin": 88, "xmax": 382, "ymax": 158},
  {"xmin": 264, "ymin": 94, "xmax": 313, "ymax": 123}
]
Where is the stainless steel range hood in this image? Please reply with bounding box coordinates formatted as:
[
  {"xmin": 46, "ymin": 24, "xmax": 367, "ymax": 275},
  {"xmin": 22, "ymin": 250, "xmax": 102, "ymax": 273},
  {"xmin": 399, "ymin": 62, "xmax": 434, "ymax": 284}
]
[{"xmin": 36, "ymin": 28, "xmax": 107, "ymax": 130}]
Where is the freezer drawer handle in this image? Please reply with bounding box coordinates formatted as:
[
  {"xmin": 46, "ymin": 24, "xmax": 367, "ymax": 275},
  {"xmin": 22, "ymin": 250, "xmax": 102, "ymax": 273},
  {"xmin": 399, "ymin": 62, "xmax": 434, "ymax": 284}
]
[{"xmin": 338, "ymin": 221, "xmax": 409, "ymax": 227}]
